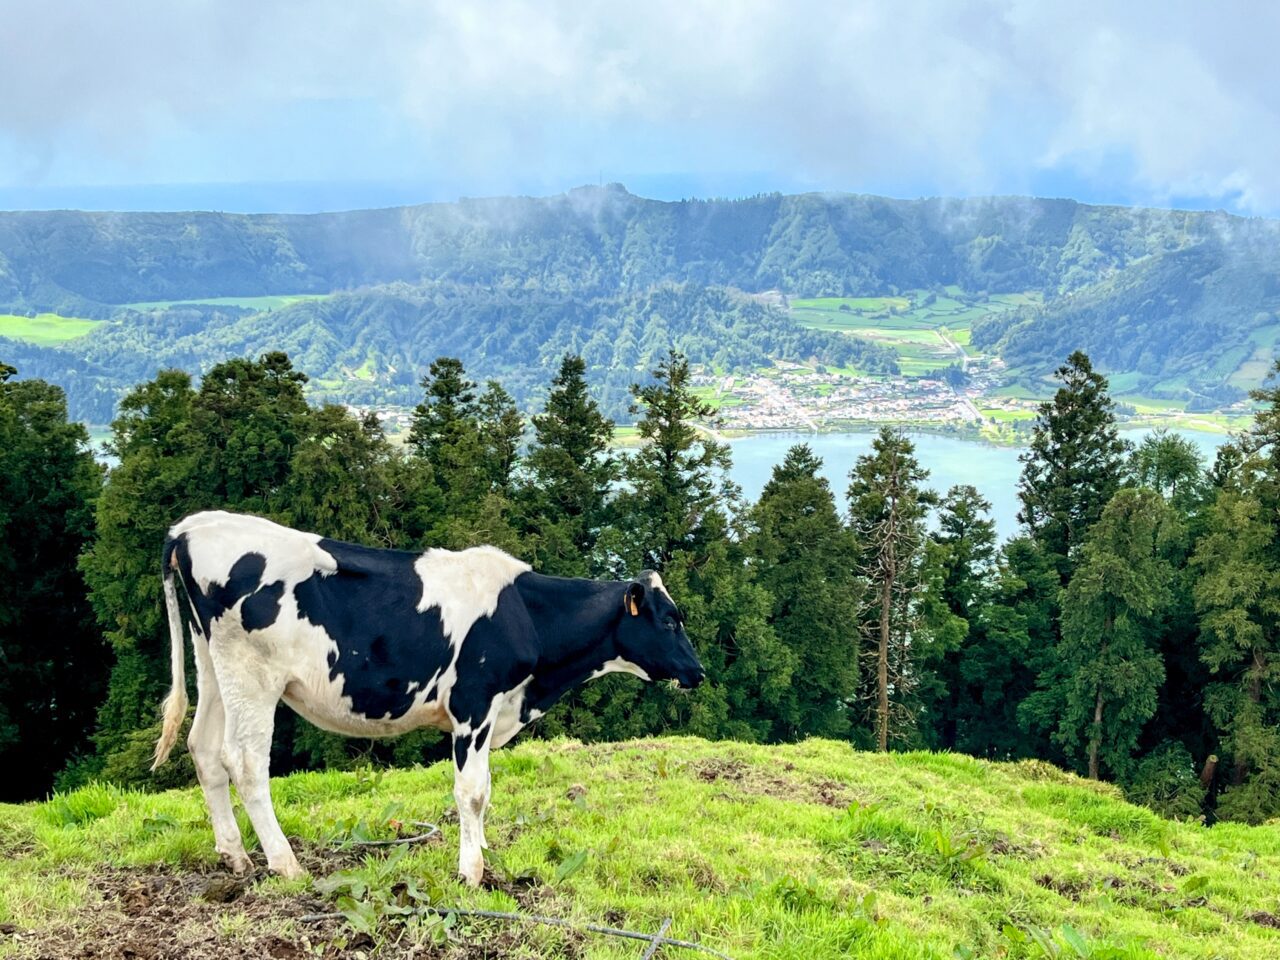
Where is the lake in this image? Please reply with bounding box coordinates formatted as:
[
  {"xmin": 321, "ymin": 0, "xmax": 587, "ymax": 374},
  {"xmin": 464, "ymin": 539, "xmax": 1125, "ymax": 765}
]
[{"xmin": 724, "ymin": 428, "xmax": 1232, "ymax": 541}]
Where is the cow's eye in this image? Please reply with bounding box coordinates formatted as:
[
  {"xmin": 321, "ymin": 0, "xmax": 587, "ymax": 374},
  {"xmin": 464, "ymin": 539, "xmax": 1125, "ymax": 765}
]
[{"xmin": 663, "ymin": 616, "xmax": 678, "ymax": 631}]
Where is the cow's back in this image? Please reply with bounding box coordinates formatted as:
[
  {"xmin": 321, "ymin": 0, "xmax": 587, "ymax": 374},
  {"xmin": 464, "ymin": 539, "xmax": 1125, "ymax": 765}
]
[{"xmin": 170, "ymin": 510, "xmax": 336, "ymax": 597}]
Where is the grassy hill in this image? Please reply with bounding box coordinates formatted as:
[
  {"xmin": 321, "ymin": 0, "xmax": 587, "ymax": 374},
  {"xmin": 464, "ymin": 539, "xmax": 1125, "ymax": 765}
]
[{"xmin": 2, "ymin": 737, "xmax": 1277, "ymax": 959}]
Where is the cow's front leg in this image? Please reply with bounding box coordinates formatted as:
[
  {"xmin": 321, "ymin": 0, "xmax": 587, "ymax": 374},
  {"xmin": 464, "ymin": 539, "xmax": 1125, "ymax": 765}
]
[{"xmin": 451, "ymin": 720, "xmax": 495, "ymax": 886}]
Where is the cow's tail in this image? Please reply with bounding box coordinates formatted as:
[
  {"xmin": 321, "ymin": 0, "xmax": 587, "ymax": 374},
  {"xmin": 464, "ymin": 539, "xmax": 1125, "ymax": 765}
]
[{"xmin": 152, "ymin": 537, "xmax": 189, "ymax": 770}]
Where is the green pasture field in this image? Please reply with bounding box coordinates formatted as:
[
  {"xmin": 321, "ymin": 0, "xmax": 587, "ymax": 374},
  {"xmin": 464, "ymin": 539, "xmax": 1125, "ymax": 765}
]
[
  {"xmin": 0, "ymin": 313, "xmax": 105, "ymax": 344},
  {"xmin": 1229, "ymin": 324, "xmax": 1280, "ymax": 389},
  {"xmin": 790, "ymin": 296, "xmax": 911, "ymax": 313},
  {"xmin": 980, "ymin": 407, "xmax": 1037, "ymax": 423},
  {"xmin": 120, "ymin": 294, "xmax": 330, "ymax": 312},
  {"xmin": 3, "ymin": 736, "xmax": 1279, "ymax": 958},
  {"xmin": 791, "ymin": 290, "xmax": 1040, "ymax": 375}
]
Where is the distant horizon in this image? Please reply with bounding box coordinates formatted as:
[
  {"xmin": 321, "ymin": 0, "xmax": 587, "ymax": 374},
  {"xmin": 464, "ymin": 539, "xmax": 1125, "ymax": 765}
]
[{"xmin": 0, "ymin": 177, "xmax": 1260, "ymax": 219}]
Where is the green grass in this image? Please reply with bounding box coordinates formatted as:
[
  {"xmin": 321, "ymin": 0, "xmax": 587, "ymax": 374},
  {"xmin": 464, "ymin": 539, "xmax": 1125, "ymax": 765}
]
[
  {"xmin": 120, "ymin": 294, "xmax": 330, "ymax": 312},
  {"xmin": 3, "ymin": 737, "xmax": 1279, "ymax": 958},
  {"xmin": 790, "ymin": 296, "xmax": 911, "ymax": 313},
  {"xmin": 790, "ymin": 290, "xmax": 1040, "ymax": 375},
  {"xmin": 0, "ymin": 313, "xmax": 104, "ymax": 344},
  {"xmin": 980, "ymin": 408, "xmax": 1037, "ymax": 423},
  {"xmin": 1229, "ymin": 324, "xmax": 1280, "ymax": 389}
]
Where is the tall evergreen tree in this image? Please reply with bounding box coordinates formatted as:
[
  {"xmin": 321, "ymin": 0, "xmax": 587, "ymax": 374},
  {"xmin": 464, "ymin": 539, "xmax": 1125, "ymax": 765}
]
[
  {"xmin": 848, "ymin": 427, "xmax": 936, "ymax": 751},
  {"xmin": 520, "ymin": 355, "xmax": 617, "ymax": 577},
  {"xmin": 408, "ymin": 358, "xmax": 518, "ymax": 552},
  {"xmin": 747, "ymin": 444, "xmax": 860, "ymax": 740},
  {"xmin": 971, "ymin": 537, "xmax": 1061, "ymax": 760},
  {"xmin": 919, "ymin": 485, "xmax": 998, "ymax": 751},
  {"xmin": 476, "ymin": 380, "xmax": 524, "ymax": 496},
  {"xmin": 408, "ymin": 357, "xmax": 481, "ymax": 498},
  {"xmin": 1192, "ymin": 474, "xmax": 1280, "ymax": 822},
  {"xmin": 1131, "ymin": 429, "xmax": 1208, "ymax": 516},
  {"xmin": 1050, "ymin": 489, "xmax": 1176, "ymax": 780},
  {"xmin": 1130, "ymin": 431, "xmax": 1210, "ymax": 778},
  {"xmin": 0, "ymin": 364, "xmax": 108, "ymax": 799},
  {"xmin": 1018, "ymin": 351, "xmax": 1130, "ymax": 575},
  {"xmin": 616, "ymin": 350, "xmax": 730, "ymax": 571},
  {"xmin": 191, "ymin": 352, "xmax": 311, "ymax": 509}
]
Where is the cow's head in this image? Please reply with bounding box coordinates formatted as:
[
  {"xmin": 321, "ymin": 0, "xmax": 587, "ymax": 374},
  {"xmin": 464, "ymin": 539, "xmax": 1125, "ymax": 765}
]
[{"xmin": 615, "ymin": 571, "xmax": 705, "ymax": 689}]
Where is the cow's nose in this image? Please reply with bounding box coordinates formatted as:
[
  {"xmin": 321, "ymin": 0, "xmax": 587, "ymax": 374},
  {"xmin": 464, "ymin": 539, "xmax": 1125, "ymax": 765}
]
[{"xmin": 682, "ymin": 669, "xmax": 705, "ymax": 690}]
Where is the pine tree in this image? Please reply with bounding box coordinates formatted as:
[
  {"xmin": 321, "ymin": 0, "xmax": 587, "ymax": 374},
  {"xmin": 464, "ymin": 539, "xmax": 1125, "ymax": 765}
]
[
  {"xmin": 408, "ymin": 358, "xmax": 518, "ymax": 552},
  {"xmin": 276, "ymin": 405, "xmax": 411, "ymax": 546},
  {"xmin": 0, "ymin": 364, "xmax": 108, "ymax": 799},
  {"xmin": 80, "ymin": 353, "xmax": 438, "ymax": 785},
  {"xmin": 476, "ymin": 380, "xmax": 524, "ymax": 496},
  {"xmin": 1018, "ymin": 351, "xmax": 1130, "ymax": 575},
  {"xmin": 191, "ymin": 351, "xmax": 311, "ymax": 509},
  {"xmin": 848, "ymin": 427, "xmax": 936, "ymax": 751},
  {"xmin": 969, "ymin": 537, "xmax": 1060, "ymax": 760},
  {"xmin": 1131, "ymin": 429, "xmax": 1208, "ymax": 515},
  {"xmin": 520, "ymin": 355, "xmax": 617, "ymax": 576},
  {"xmin": 919, "ymin": 485, "xmax": 998, "ymax": 751},
  {"xmin": 1191, "ymin": 478, "xmax": 1280, "ymax": 822},
  {"xmin": 616, "ymin": 350, "xmax": 729, "ymax": 571},
  {"xmin": 408, "ymin": 357, "xmax": 481, "ymax": 499},
  {"xmin": 748, "ymin": 444, "xmax": 860, "ymax": 740},
  {"xmin": 1054, "ymin": 489, "xmax": 1176, "ymax": 780},
  {"xmin": 1130, "ymin": 431, "xmax": 1209, "ymax": 780}
]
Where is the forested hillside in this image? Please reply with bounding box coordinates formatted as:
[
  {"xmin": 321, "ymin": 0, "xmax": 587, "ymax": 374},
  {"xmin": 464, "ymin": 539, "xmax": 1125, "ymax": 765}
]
[
  {"xmin": 3, "ymin": 284, "xmax": 896, "ymax": 422},
  {"xmin": 3, "ymin": 186, "xmax": 1280, "ymax": 420}
]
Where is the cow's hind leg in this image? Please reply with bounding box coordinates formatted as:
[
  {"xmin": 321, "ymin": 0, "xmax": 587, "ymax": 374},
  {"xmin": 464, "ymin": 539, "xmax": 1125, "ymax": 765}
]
[
  {"xmin": 451, "ymin": 707, "xmax": 499, "ymax": 886},
  {"xmin": 212, "ymin": 658, "xmax": 302, "ymax": 879},
  {"xmin": 188, "ymin": 633, "xmax": 251, "ymax": 874}
]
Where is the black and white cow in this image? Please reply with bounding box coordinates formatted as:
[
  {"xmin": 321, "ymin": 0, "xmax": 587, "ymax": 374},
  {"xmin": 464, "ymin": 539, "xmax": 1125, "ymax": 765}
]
[{"xmin": 151, "ymin": 510, "xmax": 704, "ymax": 884}]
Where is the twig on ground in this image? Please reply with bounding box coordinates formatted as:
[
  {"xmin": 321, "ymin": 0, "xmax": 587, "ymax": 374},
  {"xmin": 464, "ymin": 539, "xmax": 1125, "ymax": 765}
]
[
  {"xmin": 338, "ymin": 821, "xmax": 440, "ymax": 847},
  {"xmin": 641, "ymin": 916, "xmax": 674, "ymax": 959},
  {"xmin": 299, "ymin": 906, "xmax": 732, "ymax": 959}
]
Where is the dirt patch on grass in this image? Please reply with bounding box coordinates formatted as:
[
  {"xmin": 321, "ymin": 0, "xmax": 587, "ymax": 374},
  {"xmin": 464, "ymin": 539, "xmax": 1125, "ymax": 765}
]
[
  {"xmin": 1247, "ymin": 910, "xmax": 1280, "ymax": 929},
  {"xmin": 1034, "ymin": 873, "xmax": 1090, "ymax": 901},
  {"xmin": 3, "ymin": 848, "xmax": 564, "ymax": 960},
  {"xmin": 5, "ymin": 864, "xmax": 342, "ymax": 960},
  {"xmin": 691, "ymin": 759, "xmax": 852, "ymax": 808}
]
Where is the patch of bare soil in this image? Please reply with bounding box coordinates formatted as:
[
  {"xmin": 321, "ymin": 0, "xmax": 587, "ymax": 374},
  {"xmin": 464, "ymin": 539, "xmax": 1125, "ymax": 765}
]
[
  {"xmin": 1247, "ymin": 910, "xmax": 1280, "ymax": 929},
  {"xmin": 691, "ymin": 758, "xmax": 852, "ymax": 808},
  {"xmin": 5, "ymin": 863, "xmax": 342, "ymax": 960},
  {"xmin": 1034, "ymin": 873, "xmax": 1091, "ymax": 901},
  {"xmin": 2, "ymin": 844, "xmax": 560, "ymax": 960}
]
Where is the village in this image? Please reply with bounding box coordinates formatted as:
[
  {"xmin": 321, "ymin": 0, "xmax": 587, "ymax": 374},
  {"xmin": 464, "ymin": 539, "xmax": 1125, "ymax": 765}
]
[{"xmin": 693, "ymin": 354, "xmax": 1027, "ymax": 432}]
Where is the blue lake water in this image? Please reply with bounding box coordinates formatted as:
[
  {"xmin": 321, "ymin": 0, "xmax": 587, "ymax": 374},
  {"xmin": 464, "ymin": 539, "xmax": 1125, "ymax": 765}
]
[{"xmin": 723, "ymin": 428, "xmax": 1232, "ymax": 542}]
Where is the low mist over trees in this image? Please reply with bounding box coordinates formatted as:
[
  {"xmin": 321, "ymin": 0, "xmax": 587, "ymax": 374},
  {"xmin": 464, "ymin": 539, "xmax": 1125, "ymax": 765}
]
[{"xmin": 4, "ymin": 345, "xmax": 1280, "ymax": 826}]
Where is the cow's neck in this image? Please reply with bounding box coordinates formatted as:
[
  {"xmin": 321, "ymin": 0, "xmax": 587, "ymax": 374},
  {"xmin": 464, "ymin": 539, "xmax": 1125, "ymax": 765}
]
[{"xmin": 514, "ymin": 572, "xmax": 629, "ymax": 714}]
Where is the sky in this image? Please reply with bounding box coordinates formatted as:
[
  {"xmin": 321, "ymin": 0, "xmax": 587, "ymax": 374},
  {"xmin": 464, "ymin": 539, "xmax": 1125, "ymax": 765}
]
[{"xmin": 1, "ymin": 1, "xmax": 1277, "ymax": 215}]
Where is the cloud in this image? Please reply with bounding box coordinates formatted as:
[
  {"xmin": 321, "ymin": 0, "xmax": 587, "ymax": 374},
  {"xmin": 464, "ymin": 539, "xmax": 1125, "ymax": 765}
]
[{"xmin": 1, "ymin": 1, "xmax": 1278, "ymax": 212}]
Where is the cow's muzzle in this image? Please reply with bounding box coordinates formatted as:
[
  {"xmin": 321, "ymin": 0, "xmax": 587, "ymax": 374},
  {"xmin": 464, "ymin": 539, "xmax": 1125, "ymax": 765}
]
[{"xmin": 677, "ymin": 668, "xmax": 706, "ymax": 691}]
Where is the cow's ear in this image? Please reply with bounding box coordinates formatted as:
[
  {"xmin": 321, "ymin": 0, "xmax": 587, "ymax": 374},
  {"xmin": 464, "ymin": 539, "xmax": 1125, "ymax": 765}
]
[{"xmin": 624, "ymin": 582, "xmax": 645, "ymax": 617}]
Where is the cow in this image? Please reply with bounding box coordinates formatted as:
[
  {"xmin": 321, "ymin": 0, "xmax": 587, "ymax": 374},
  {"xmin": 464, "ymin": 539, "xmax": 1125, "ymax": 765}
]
[{"xmin": 151, "ymin": 510, "xmax": 705, "ymax": 884}]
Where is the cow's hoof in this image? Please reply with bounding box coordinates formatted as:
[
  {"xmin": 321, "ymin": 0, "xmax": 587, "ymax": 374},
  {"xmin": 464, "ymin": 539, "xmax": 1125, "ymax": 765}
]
[
  {"xmin": 269, "ymin": 857, "xmax": 305, "ymax": 881},
  {"xmin": 458, "ymin": 859, "xmax": 485, "ymax": 887},
  {"xmin": 221, "ymin": 851, "xmax": 253, "ymax": 876}
]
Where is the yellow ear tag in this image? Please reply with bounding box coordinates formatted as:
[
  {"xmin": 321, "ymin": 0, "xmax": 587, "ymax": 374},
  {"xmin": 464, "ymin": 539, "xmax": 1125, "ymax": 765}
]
[{"xmin": 625, "ymin": 594, "xmax": 639, "ymax": 616}]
